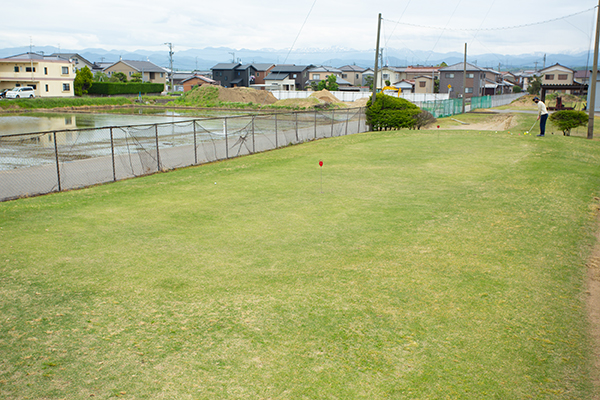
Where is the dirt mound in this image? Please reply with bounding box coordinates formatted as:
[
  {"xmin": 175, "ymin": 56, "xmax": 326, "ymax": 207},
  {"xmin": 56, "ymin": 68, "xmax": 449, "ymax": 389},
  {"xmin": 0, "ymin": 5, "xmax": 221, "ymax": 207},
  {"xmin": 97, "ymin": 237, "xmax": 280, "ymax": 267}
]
[
  {"xmin": 309, "ymin": 90, "xmax": 340, "ymax": 103},
  {"xmin": 273, "ymin": 97, "xmax": 321, "ymax": 108},
  {"xmin": 217, "ymin": 87, "xmax": 277, "ymax": 104}
]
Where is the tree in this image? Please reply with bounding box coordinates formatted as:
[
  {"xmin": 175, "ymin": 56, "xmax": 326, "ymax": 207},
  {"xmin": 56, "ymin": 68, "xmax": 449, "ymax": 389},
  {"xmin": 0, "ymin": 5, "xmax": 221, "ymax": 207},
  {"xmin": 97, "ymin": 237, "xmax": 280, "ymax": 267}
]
[
  {"xmin": 364, "ymin": 75, "xmax": 374, "ymax": 90},
  {"xmin": 110, "ymin": 72, "xmax": 127, "ymax": 83},
  {"xmin": 326, "ymin": 74, "xmax": 339, "ymax": 91},
  {"xmin": 130, "ymin": 72, "xmax": 143, "ymax": 83},
  {"xmin": 436, "ymin": 62, "xmax": 448, "ymax": 67},
  {"xmin": 93, "ymin": 71, "xmax": 109, "ymax": 82},
  {"xmin": 527, "ymin": 75, "xmax": 542, "ymax": 95},
  {"xmin": 74, "ymin": 66, "xmax": 93, "ymax": 96},
  {"xmin": 549, "ymin": 110, "xmax": 588, "ymax": 136}
]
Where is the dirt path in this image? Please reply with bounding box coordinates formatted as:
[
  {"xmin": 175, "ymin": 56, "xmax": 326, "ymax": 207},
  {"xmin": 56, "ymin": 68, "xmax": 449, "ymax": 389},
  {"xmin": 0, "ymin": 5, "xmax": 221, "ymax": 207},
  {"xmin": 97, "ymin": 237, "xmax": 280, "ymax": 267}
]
[{"xmin": 588, "ymin": 214, "xmax": 600, "ymax": 399}]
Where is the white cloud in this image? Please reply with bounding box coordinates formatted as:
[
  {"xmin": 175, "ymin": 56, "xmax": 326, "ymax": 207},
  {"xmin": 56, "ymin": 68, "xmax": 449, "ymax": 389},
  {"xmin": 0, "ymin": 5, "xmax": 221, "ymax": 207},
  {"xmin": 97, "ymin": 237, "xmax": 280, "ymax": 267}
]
[{"xmin": 1, "ymin": 0, "xmax": 597, "ymax": 56}]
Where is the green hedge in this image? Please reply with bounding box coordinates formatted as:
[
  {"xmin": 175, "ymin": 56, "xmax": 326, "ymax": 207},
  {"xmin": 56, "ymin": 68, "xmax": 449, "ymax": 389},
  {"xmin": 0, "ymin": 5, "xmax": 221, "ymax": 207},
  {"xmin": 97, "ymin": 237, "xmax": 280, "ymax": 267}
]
[
  {"xmin": 366, "ymin": 93, "xmax": 422, "ymax": 131},
  {"xmin": 87, "ymin": 82, "xmax": 165, "ymax": 95}
]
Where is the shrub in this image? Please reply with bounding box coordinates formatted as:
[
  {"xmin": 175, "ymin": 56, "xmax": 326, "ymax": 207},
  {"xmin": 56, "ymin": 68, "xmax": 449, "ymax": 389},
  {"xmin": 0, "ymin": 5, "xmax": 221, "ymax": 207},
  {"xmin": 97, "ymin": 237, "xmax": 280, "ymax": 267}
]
[
  {"xmin": 87, "ymin": 82, "xmax": 165, "ymax": 95},
  {"xmin": 549, "ymin": 110, "xmax": 588, "ymax": 136},
  {"xmin": 366, "ymin": 93, "xmax": 421, "ymax": 131},
  {"xmin": 411, "ymin": 110, "xmax": 436, "ymax": 130}
]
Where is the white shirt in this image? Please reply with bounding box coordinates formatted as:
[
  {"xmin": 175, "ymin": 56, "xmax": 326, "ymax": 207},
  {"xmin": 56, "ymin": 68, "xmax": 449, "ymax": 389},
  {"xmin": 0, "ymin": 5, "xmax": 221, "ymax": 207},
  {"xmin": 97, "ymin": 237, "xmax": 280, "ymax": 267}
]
[{"xmin": 537, "ymin": 101, "xmax": 548, "ymax": 116}]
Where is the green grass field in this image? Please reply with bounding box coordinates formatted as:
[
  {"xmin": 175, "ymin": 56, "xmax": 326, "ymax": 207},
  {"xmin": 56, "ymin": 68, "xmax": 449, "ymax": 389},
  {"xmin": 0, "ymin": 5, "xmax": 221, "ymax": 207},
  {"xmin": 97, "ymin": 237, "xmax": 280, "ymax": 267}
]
[{"xmin": 2, "ymin": 116, "xmax": 600, "ymax": 398}]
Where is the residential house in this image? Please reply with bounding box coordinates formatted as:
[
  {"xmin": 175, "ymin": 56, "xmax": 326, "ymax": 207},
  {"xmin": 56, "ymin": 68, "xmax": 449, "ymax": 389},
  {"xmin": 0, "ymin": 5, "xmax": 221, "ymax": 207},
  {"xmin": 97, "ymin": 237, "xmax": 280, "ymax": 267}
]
[
  {"xmin": 414, "ymin": 75, "xmax": 435, "ymax": 94},
  {"xmin": 362, "ymin": 68, "xmax": 374, "ymax": 87},
  {"xmin": 50, "ymin": 53, "xmax": 94, "ymax": 72},
  {"xmin": 211, "ymin": 63, "xmax": 275, "ymax": 88},
  {"xmin": 211, "ymin": 62, "xmax": 241, "ymax": 87},
  {"xmin": 377, "ymin": 66, "xmax": 405, "ymax": 88},
  {"xmin": 307, "ymin": 66, "xmax": 343, "ymax": 87},
  {"xmin": 540, "ymin": 63, "xmax": 575, "ymax": 93},
  {"xmin": 339, "ymin": 65, "xmax": 366, "ymax": 86},
  {"xmin": 404, "ymin": 66, "xmax": 440, "ymax": 81},
  {"xmin": 264, "ymin": 65, "xmax": 312, "ymax": 91},
  {"xmin": 574, "ymin": 69, "xmax": 591, "ymax": 85},
  {"xmin": 0, "ymin": 52, "xmax": 75, "ymax": 97},
  {"xmin": 513, "ymin": 70, "xmax": 538, "ymax": 91},
  {"xmin": 395, "ymin": 79, "xmax": 415, "ymax": 94},
  {"xmin": 171, "ymin": 72, "xmax": 216, "ymax": 92},
  {"xmin": 104, "ymin": 60, "xmax": 167, "ymax": 84},
  {"xmin": 251, "ymin": 63, "xmax": 275, "ymax": 87},
  {"xmin": 439, "ymin": 62, "xmax": 485, "ymax": 99}
]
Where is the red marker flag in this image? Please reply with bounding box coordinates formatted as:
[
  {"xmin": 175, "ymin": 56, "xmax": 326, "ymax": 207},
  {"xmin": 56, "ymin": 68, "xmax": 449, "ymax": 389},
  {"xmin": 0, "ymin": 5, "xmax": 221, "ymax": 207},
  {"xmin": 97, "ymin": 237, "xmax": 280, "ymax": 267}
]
[{"xmin": 319, "ymin": 160, "xmax": 323, "ymax": 167}]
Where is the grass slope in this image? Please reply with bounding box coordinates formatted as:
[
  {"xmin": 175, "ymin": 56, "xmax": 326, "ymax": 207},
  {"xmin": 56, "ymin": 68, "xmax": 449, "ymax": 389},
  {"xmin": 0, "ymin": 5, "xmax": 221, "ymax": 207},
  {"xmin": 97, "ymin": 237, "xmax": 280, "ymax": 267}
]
[{"xmin": 1, "ymin": 126, "xmax": 600, "ymax": 399}]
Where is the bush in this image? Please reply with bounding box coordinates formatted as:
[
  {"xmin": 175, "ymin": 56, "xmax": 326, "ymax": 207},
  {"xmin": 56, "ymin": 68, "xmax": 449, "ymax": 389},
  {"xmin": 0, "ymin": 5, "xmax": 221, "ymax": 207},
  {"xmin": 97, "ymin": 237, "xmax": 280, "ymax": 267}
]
[
  {"xmin": 549, "ymin": 110, "xmax": 588, "ymax": 136},
  {"xmin": 87, "ymin": 82, "xmax": 165, "ymax": 95},
  {"xmin": 366, "ymin": 93, "xmax": 421, "ymax": 131},
  {"xmin": 411, "ymin": 110, "xmax": 436, "ymax": 130}
]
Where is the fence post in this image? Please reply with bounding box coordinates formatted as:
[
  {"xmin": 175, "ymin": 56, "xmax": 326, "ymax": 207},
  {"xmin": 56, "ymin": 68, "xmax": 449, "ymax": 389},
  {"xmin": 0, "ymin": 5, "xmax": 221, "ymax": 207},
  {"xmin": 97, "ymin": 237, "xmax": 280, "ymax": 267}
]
[
  {"xmin": 314, "ymin": 109, "xmax": 317, "ymax": 139},
  {"xmin": 358, "ymin": 107, "xmax": 362, "ymax": 133},
  {"xmin": 275, "ymin": 113, "xmax": 278, "ymax": 148},
  {"xmin": 331, "ymin": 109, "xmax": 335, "ymax": 137},
  {"xmin": 110, "ymin": 127, "xmax": 116, "ymax": 182},
  {"xmin": 193, "ymin": 121, "xmax": 198, "ymax": 164},
  {"xmin": 154, "ymin": 124, "xmax": 161, "ymax": 172},
  {"xmin": 345, "ymin": 109, "xmax": 349, "ymax": 135},
  {"xmin": 295, "ymin": 112, "xmax": 299, "ymax": 142},
  {"xmin": 53, "ymin": 132, "xmax": 61, "ymax": 192},
  {"xmin": 252, "ymin": 115, "xmax": 255, "ymax": 153},
  {"xmin": 224, "ymin": 118, "xmax": 229, "ymax": 159}
]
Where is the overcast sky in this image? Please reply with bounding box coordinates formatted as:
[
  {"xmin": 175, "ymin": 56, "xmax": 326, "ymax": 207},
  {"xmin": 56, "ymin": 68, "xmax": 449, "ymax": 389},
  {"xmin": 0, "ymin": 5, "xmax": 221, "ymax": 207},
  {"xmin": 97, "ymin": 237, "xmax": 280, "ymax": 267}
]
[{"xmin": 2, "ymin": 0, "xmax": 598, "ymax": 56}]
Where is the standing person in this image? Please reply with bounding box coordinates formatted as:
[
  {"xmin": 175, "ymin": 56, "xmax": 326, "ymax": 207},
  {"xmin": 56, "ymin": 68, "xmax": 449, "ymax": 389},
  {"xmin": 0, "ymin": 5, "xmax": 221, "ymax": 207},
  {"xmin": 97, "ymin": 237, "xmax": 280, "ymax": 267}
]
[{"xmin": 533, "ymin": 96, "xmax": 549, "ymax": 137}]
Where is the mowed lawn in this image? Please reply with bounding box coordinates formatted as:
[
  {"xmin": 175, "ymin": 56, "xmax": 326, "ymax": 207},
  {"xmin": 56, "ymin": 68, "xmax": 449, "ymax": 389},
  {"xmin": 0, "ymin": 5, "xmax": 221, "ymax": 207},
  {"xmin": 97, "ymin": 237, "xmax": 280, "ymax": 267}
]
[{"xmin": 2, "ymin": 124, "xmax": 600, "ymax": 399}]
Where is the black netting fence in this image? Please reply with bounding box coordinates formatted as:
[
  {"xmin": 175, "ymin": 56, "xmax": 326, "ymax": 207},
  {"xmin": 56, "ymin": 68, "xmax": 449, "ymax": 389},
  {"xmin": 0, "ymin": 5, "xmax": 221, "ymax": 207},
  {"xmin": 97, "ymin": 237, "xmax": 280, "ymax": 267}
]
[{"xmin": 0, "ymin": 108, "xmax": 366, "ymax": 201}]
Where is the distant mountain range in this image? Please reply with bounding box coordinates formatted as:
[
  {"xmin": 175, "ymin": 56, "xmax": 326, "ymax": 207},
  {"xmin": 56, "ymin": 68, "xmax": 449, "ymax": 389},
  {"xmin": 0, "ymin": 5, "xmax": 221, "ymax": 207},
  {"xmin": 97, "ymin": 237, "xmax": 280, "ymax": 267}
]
[{"xmin": 0, "ymin": 45, "xmax": 594, "ymax": 72}]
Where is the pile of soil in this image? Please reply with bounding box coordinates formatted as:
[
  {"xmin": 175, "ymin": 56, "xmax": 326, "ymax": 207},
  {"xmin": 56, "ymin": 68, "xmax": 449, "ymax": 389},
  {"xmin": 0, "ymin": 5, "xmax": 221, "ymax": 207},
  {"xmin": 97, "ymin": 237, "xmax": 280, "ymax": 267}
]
[
  {"xmin": 217, "ymin": 87, "xmax": 277, "ymax": 105},
  {"xmin": 309, "ymin": 90, "xmax": 340, "ymax": 103}
]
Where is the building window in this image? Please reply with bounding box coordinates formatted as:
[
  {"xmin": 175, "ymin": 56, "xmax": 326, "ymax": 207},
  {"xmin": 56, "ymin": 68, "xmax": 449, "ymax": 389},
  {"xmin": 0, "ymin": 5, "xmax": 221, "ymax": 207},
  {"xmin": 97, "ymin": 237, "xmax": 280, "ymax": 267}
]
[
  {"xmin": 45, "ymin": 84, "xmax": 49, "ymax": 92},
  {"xmin": 383, "ymin": 74, "xmax": 389, "ymax": 80},
  {"xmin": 558, "ymin": 74, "xmax": 568, "ymax": 80},
  {"xmin": 465, "ymin": 87, "xmax": 473, "ymax": 93},
  {"xmin": 62, "ymin": 67, "xmax": 69, "ymax": 75},
  {"xmin": 419, "ymin": 81, "xmax": 427, "ymax": 87},
  {"xmin": 44, "ymin": 67, "xmax": 48, "ymax": 75},
  {"xmin": 25, "ymin": 66, "xmax": 36, "ymax": 72},
  {"xmin": 256, "ymin": 72, "xmax": 260, "ymax": 77},
  {"xmin": 160, "ymin": 73, "xmax": 164, "ymax": 78},
  {"xmin": 63, "ymin": 83, "xmax": 70, "ymax": 91},
  {"xmin": 356, "ymin": 74, "xmax": 359, "ymax": 79},
  {"xmin": 466, "ymin": 73, "xmax": 474, "ymax": 78},
  {"xmin": 293, "ymin": 74, "xmax": 297, "ymax": 78},
  {"xmin": 545, "ymin": 74, "xmax": 554, "ymax": 80},
  {"xmin": 313, "ymin": 74, "xmax": 320, "ymax": 80},
  {"xmin": 14, "ymin": 66, "xmax": 19, "ymax": 72},
  {"xmin": 342, "ymin": 74, "xmax": 347, "ymax": 79},
  {"xmin": 445, "ymin": 73, "xmax": 455, "ymax": 79}
]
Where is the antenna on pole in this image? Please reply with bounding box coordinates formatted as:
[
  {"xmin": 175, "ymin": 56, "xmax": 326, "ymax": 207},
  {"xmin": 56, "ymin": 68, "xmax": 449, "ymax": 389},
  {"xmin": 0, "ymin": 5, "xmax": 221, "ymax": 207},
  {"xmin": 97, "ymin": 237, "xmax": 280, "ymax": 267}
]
[{"xmin": 164, "ymin": 42, "xmax": 174, "ymax": 92}]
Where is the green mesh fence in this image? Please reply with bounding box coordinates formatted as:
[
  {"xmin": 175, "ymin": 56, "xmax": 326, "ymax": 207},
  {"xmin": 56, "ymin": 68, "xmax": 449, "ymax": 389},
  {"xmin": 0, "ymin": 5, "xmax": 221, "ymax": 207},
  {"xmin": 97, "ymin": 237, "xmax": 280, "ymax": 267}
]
[
  {"xmin": 471, "ymin": 95, "xmax": 492, "ymax": 111},
  {"xmin": 420, "ymin": 98, "xmax": 463, "ymax": 118}
]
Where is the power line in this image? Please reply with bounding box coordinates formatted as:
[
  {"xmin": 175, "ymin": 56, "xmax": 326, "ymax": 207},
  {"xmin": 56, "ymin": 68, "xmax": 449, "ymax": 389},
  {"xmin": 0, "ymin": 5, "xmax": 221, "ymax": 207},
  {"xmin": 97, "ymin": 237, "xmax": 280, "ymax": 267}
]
[
  {"xmin": 383, "ymin": 6, "xmax": 595, "ymax": 32},
  {"xmin": 283, "ymin": 0, "xmax": 318, "ymax": 64}
]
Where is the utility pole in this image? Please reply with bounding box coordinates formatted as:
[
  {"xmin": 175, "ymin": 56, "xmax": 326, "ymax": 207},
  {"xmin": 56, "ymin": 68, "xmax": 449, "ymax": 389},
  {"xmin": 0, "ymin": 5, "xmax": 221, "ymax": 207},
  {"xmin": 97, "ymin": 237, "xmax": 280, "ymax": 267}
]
[
  {"xmin": 587, "ymin": 0, "xmax": 600, "ymax": 139},
  {"xmin": 371, "ymin": 13, "xmax": 382, "ymax": 106},
  {"xmin": 462, "ymin": 43, "xmax": 467, "ymax": 114},
  {"xmin": 164, "ymin": 42, "xmax": 174, "ymax": 92}
]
